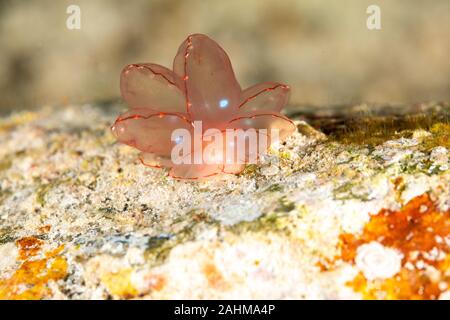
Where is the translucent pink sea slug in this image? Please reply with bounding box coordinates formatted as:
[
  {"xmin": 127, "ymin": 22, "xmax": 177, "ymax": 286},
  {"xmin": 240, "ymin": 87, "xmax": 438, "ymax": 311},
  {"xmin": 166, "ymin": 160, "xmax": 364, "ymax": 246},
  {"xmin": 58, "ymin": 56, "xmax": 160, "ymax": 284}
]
[{"xmin": 111, "ymin": 34, "xmax": 295, "ymax": 180}]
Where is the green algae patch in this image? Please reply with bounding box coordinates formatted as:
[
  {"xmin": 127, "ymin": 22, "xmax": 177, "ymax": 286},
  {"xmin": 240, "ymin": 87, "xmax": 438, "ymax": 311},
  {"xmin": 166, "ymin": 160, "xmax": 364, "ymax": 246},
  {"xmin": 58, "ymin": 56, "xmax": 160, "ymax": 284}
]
[
  {"xmin": 265, "ymin": 183, "xmax": 283, "ymax": 193},
  {"xmin": 0, "ymin": 227, "xmax": 17, "ymax": 245},
  {"xmin": 327, "ymin": 110, "xmax": 449, "ymax": 147},
  {"xmin": 35, "ymin": 183, "xmax": 54, "ymax": 207},
  {"xmin": 144, "ymin": 235, "xmax": 176, "ymax": 266},
  {"xmin": 35, "ymin": 178, "xmax": 71, "ymax": 207},
  {"xmin": 421, "ymin": 123, "xmax": 450, "ymax": 151},
  {"xmin": 144, "ymin": 210, "xmax": 215, "ymax": 267},
  {"xmin": 229, "ymin": 199, "xmax": 306, "ymax": 235},
  {"xmin": 333, "ymin": 181, "xmax": 372, "ymax": 201},
  {"xmin": 239, "ymin": 164, "xmax": 259, "ymax": 177},
  {"xmin": 0, "ymin": 158, "xmax": 12, "ymax": 172},
  {"xmin": 330, "ymin": 117, "xmax": 413, "ymax": 146},
  {"xmin": 0, "ymin": 188, "xmax": 12, "ymax": 206}
]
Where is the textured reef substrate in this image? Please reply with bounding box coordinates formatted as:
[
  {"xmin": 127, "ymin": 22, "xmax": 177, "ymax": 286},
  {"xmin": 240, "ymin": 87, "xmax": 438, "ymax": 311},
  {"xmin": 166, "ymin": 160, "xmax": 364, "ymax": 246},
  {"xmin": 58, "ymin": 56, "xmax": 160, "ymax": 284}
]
[{"xmin": 0, "ymin": 102, "xmax": 449, "ymax": 299}]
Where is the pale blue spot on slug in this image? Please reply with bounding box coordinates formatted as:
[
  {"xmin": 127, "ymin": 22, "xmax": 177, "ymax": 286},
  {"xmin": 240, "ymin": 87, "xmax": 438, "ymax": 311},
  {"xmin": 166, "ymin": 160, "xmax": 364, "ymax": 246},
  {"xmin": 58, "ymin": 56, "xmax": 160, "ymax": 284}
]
[
  {"xmin": 219, "ymin": 99, "xmax": 229, "ymax": 108},
  {"xmin": 174, "ymin": 136, "xmax": 183, "ymax": 144}
]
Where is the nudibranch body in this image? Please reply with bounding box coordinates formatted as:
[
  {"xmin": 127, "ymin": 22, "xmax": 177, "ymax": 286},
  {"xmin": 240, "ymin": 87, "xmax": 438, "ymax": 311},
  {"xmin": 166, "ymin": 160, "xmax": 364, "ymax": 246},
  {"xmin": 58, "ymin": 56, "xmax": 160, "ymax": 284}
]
[{"xmin": 112, "ymin": 34, "xmax": 295, "ymax": 179}]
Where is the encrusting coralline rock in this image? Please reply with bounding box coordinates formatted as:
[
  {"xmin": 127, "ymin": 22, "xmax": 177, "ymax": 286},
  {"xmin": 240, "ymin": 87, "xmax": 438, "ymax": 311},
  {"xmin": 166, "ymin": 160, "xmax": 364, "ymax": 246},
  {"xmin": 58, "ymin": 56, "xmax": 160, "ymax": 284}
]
[{"xmin": 0, "ymin": 102, "xmax": 449, "ymax": 299}]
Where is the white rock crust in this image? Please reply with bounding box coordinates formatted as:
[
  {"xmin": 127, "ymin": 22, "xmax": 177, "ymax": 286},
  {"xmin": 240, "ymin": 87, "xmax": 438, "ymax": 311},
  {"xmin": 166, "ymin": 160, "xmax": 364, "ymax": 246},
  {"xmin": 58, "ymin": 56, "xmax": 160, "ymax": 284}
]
[{"xmin": 355, "ymin": 241, "xmax": 403, "ymax": 280}]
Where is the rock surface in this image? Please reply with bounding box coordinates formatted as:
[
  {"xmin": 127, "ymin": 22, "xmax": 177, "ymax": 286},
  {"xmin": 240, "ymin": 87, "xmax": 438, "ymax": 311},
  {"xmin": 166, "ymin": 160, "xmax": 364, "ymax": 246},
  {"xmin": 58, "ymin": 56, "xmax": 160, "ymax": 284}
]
[{"xmin": 0, "ymin": 102, "xmax": 449, "ymax": 299}]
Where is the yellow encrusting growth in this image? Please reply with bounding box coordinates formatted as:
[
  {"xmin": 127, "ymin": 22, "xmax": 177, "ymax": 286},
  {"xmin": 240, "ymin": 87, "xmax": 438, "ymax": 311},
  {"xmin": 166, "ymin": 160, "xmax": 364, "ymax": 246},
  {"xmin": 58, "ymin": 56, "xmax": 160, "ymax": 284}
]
[
  {"xmin": 0, "ymin": 238, "xmax": 67, "ymax": 300},
  {"xmin": 100, "ymin": 268, "xmax": 139, "ymax": 299}
]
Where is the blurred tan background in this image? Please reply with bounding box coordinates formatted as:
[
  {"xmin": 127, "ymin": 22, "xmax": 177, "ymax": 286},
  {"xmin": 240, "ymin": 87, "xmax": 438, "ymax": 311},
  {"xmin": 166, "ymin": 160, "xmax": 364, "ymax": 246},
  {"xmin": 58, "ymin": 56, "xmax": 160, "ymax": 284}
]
[{"xmin": 0, "ymin": 0, "xmax": 448, "ymax": 112}]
